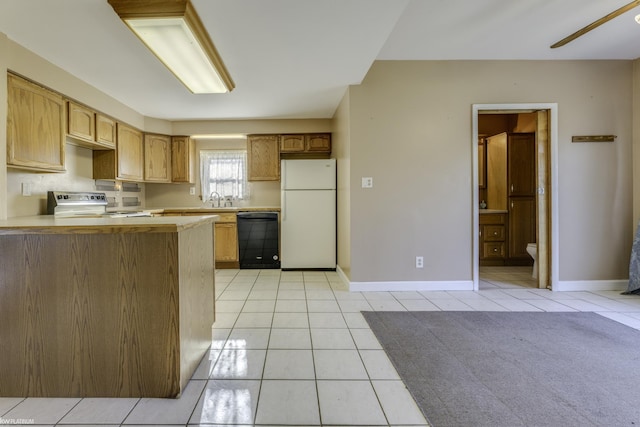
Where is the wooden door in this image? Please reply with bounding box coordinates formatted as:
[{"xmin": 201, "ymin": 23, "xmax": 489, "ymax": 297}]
[
  {"xmin": 247, "ymin": 135, "xmax": 280, "ymax": 181},
  {"xmin": 486, "ymin": 133, "xmax": 507, "ymax": 210},
  {"xmin": 117, "ymin": 123, "xmax": 144, "ymax": 181},
  {"xmin": 171, "ymin": 136, "xmax": 195, "ymax": 183},
  {"xmin": 280, "ymin": 134, "xmax": 305, "ymax": 152},
  {"xmin": 215, "ymin": 223, "xmax": 238, "ymax": 261},
  {"xmin": 96, "ymin": 114, "xmax": 116, "ymax": 149},
  {"xmin": 144, "ymin": 134, "xmax": 171, "ymax": 182},
  {"xmin": 509, "ymin": 197, "xmax": 536, "ymax": 259},
  {"xmin": 67, "ymin": 101, "xmax": 95, "ymax": 142},
  {"xmin": 7, "ymin": 74, "xmax": 65, "ymax": 172},
  {"xmin": 536, "ymin": 110, "xmax": 551, "ymax": 288},
  {"xmin": 508, "ymin": 133, "xmax": 536, "ymax": 196},
  {"xmin": 305, "ymin": 133, "xmax": 331, "ymax": 152}
]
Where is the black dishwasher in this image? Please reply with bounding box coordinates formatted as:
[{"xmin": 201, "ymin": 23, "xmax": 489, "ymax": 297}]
[{"xmin": 237, "ymin": 212, "xmax": 280, "ymax": 269}]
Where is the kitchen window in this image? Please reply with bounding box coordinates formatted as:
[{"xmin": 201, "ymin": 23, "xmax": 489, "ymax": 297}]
[{"xmin": 200, "ymin": 150, "xmax": 249, "ymax": 202}]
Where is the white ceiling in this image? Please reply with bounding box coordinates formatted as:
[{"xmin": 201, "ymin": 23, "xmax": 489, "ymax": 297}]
[{"xmin": 1, "ymin": 0, "xmax": 639, "ymax": 121}]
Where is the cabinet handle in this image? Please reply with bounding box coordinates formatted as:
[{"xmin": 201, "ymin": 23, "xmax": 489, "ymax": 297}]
[
  {"xmin": 493, "ymin": 248, "xmax": 498, "ymax": 252},
  {"xmin": 493, "ymin": 231, "xmax": 498, "ymax": 236},
  {"xmin": 511, "ymin": 184, "xmax": 514, "ymax": 193}
]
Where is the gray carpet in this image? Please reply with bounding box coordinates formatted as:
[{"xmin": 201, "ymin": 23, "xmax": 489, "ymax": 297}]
[{"xmin": 363, "ymin": 311, "xmax": 640, "ymax": 427}]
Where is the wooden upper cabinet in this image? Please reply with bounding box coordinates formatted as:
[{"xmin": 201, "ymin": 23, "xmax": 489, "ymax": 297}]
[
  {"xmin": 279, "ymin": 133, "xmax": 331, "ymax": 155},
  {"xmin": 117, "ymin": 124, "xmax": 144, "ymax": 181},
  {"xmin": 96, "ymin": 114, "xmax": 117, "ymax": 148},
  {"xmin": 94, "ymin": 123, "xmax": 144, "ymax": 181},
  {"xmin": 67, "ymin": 101, "xmax": 116, "ymax": 150},
  {"xmin": 7, "ymin": 74, "xmax": 65, "ymax": 172},
  {"xmin": 144, "ymin": 133, "xmax": 171, "ymax": 182},
  {"xmin": 305, "ymin": 133, "xmax": 331, "ymax": 152},
  {"xmin": 171, "ymin": 136, "xmax": 195, "ymax": 183},
  {"xmin": 280, "ymin": 134, "xmax": 305, "ymax": 152},
  {"xmin": 67, "ymin": 101, "xmax": 95, "ymax": 142},
  {"xmin": 247, "ymin": 134, "xmax": 280, "ymax": 181}
]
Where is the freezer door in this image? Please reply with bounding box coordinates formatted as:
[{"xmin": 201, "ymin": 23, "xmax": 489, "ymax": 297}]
[
  {"xmin": 281, "ymin": 159, "xmax": 336, "ymax": 190},
  {"xmin": 281, "ymin": 189, "xmax": 336, "ymax": 269}
]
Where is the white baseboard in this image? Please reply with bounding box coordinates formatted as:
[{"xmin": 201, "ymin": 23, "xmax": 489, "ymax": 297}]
[
  {"xmin": 554, "ymin": 280, "xmax": 628, "ymax": 292},
  {"xmin": 335, "ymin": 265, "xmax": 628, "ymax": 293},
  {"xmin": 336, "ymin": 265, "xmax": 350, "ymax": 287},
  {"xmin": 349, "ymin": 280, "xmax": 474, "ymax": 292},
  {"xmin": 336, "ymin": 265, "xmax": 474, "ymax": 291}
]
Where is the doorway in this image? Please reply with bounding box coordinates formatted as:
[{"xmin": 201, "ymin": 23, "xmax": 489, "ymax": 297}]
[{"xmin": 472, "ymin": 104, "xmax": 558, "ymax": 291}]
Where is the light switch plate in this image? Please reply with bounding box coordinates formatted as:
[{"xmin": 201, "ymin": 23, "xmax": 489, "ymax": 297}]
[
  {"xmin": 189, "ymin": 186, "xmax": 196, "ymax": 195},
  {"xmin": 21, "ymin": 182, "xmax": 31, "ymax": 196},
  {"xmin": 362, "ymin": 177, "xmax": 373, "ymax": 188}
]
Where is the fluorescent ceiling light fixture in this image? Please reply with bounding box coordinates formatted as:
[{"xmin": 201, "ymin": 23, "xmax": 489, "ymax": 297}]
[{"xmin": 108, "ymin": 0, "xmax": 234, "ymax": 94}]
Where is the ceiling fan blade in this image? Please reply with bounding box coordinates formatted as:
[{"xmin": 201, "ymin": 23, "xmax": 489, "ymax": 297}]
[{"xmin": 551, "ymin": 0, "xmax": 640, "ymax": 48}]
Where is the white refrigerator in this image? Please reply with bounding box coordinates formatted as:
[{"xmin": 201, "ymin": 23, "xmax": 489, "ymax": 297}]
[{"xmin": 281, "ymin": 159, "xmax": 336, "ymax": 269}]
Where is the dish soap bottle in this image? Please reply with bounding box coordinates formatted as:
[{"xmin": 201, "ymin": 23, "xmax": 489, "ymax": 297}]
[{"xmin": 480, "ymin": 200, "xmax": 487, "ymax": 209}]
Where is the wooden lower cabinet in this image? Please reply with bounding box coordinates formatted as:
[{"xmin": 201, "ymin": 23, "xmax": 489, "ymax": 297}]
[
  {"xmin": 480, "ymin": 213, "xmax": 507, "ymax": 266},
  {"xmin": 181, "ymin": 211, "xmax": 239, "ymax": 268},
  {"xmin": 214, "ymin": 213, "xmax": 239, "ymax": 268},
  {"xmin": 508, "ymin": 197, "xmax": 536, "ymax": 262},
  {"xmin": 0, "ymin": 223, "xmax": 214, "ymax": 397}
]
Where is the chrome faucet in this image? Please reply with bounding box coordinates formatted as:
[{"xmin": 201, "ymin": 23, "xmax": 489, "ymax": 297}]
[{"xmin": 209, "ymin": 191, "xmax": 222, "ymax": 208}]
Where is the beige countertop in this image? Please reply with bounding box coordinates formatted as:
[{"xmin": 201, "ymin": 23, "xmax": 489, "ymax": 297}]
[{"xmin": 0, "ymin": 214, "xmax": 219, "ymax": 235}]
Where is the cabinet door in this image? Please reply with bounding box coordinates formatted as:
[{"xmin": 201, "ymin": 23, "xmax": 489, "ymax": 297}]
[
  {"xmin": 508, "ymin": 133, "xmax": 535, "ymax": 196},
  {"xmin": 509, "ymin": 197, "xmax": 535, "ymax": 259},
  {"xmin": 171, "ymin": 136, "xmax": 195, "ymax": 183},
  {"xmin": 305, "ymin": 133, "xmax": 331, "ymax": 152},
  {"xmin": 96, "ymin": 114, "xmax": 116, "ymax": 149},
  {"xmin": 67, "ymin": 101, "xmax": 95, "ymax": 142},
  {"xmin": 7, "ymin": 74, "xmax": 65, "ymax": 172},
  {"xmin": 117, "ymin": 123, "xmax": 144, "ymax": 181},
  {"xmin": 215, "ymin": 223, "xmax": 239, "ymax": 261},
  {"xmin": 144, "ymin": 134, "xmax": 171, "ymax": 182},
  {"xmin": 247, "ymin": 135, "xmax": 280, "ymax": 181},
  {"xmin": 280, "ymin": 134, "xmax": 305, "ymax": 152}
]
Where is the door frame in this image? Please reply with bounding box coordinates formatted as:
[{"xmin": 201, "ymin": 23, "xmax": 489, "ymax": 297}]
[{"xmin": 472, "ymin": 103, "xmax": 559, "ymax": 291}]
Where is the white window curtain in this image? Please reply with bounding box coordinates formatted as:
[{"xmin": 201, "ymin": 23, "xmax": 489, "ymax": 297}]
[{"xmin": 200, "ymin": 150, "xmax": 249, "ymax": 202}]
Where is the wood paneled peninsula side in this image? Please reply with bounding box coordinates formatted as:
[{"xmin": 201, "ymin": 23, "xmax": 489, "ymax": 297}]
[{"xmin": 0, "ymin": 215, "xmax": 217, "ymax": 398}]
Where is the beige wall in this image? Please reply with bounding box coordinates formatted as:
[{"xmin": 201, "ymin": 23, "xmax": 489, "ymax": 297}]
[
  {"xmin": 633, "ymin": 59, "xmax": 640, "ymax": 228},
  {"xmin": 346, "ymin": 60, "xmax": 633, "ymax": 284},
  {"xmin": 332, "ymin": 91, "xmax": 352, "ymax": 278},
  {"xmin": 0, "ymin": 34, "xmax": 8, "ymax": 219}
]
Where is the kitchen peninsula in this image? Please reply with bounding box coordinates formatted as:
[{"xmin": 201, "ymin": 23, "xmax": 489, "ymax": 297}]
[{"xmin": 0, "ymin": 214, "xmax": 217, "ymax": 398}]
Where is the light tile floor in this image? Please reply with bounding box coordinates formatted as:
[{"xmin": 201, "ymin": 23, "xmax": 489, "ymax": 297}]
[{"xmin": 2, "ymin": 267, "xmax": 640, "ymax": 426}]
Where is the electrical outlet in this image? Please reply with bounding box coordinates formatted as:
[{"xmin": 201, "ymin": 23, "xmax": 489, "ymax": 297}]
[
  {"xmin": 362, "ymin": 177, "xmax": 373, "ymax": 188},
  {"xmin": 415, "ymin": 256, "xmax": 424, "ymax": 269},
  {"xmin": 189, "ymin": 186, "xmax": 196, "ymax": 195}
]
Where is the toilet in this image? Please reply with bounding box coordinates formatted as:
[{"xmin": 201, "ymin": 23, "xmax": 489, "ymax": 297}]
[{"xmin": 526, "ymin": 243, "xmax": 537, "ymax": 278}]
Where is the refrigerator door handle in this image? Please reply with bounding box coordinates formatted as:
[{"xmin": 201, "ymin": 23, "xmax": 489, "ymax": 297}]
[
  {"xmin": 282, "ymin": 191, "xmax": 286, "ymax": 221},
  {"xmin": 281, "ymin": 160, "xmax": 286, "ymax": 189}
]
